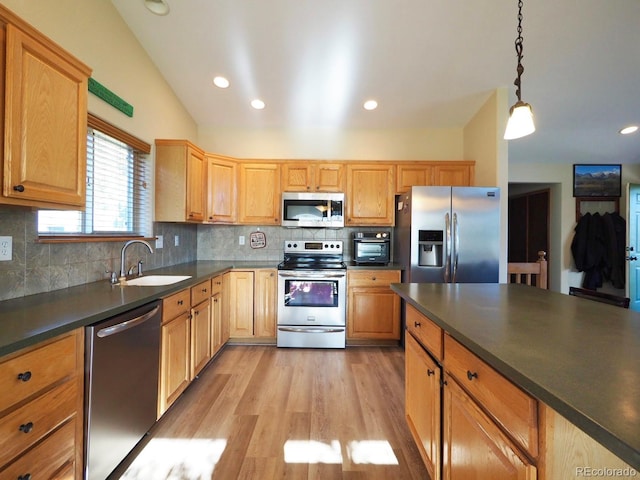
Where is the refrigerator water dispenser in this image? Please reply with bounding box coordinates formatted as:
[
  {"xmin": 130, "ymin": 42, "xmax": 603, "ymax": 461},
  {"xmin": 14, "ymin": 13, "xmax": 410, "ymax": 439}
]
[{"xmin": 418, "ymin": 230, "xmax": 443, "ymax": 267}]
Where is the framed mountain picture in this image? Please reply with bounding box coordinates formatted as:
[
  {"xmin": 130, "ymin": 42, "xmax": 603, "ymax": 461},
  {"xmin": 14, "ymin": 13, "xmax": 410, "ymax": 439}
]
[{"xmin": 573, "ymin": 164, "xmax": 622, "ymax": 197}]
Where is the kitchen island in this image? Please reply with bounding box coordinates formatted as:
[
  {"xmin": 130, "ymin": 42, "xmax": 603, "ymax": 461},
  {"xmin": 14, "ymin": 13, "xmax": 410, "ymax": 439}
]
[{"xmin": 392, "ymin": 282, "xmax": 640, "ymax": 476}]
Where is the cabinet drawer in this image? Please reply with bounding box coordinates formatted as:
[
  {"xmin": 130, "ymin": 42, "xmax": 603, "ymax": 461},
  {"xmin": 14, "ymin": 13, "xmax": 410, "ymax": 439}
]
[
  {"xmin": 211, "ymin": 275, "xmax": 223, "ymax": 295},
  {"xmin": 0, "ymin": 332, "xmax": 78, "ymax": 413},
  {"xmin": 405, "ymin": 304, "xmax": 443, "ymax": 361},
  {"xmin": 162, "ymin": 288, "xmax": 191, "ymax": 323},
  {"xmin": 191, "ymin": 279, "xmax": 212, "ymax": 306},
  {"xmin": 348, "ymin": 270, "xmax": 400, "ymax": 287},
  {"xmin": 0, "ymin": 380, "xmax": 77, "ymax": 466},
  {"xmin": 1, "ymin": 417, "xmax": 76, "ymax": 479},
  {"xmin": 444, "ymin": 334, "xmax": 538, "ymax": 458}
]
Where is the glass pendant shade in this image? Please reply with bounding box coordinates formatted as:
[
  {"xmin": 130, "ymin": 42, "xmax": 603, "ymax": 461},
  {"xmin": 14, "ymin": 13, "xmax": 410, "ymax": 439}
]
[{"xmin": 504, "ymin": 101, "xmax": 535, "ymax": 140}]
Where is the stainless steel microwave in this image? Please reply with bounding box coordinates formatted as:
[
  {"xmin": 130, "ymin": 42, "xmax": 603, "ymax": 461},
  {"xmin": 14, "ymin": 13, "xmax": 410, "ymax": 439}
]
[{"xmin": 281, "ymin": 192, "xmax": 345, "ymax": 228}]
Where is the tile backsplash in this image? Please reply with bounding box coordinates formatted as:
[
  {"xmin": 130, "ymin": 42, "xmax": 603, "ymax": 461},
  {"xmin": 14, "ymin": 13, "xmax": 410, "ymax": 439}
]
[
  {"xmin": 0, "ymin": 205, "xmax": 197, "ymax": 301},
  {"xmin": 0, "ymin": 204, "xmax": 388, "ymax": 301}
]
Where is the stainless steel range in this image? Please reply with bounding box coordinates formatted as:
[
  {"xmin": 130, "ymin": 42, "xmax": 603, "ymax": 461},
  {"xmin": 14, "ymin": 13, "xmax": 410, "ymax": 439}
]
[{"xmin": 277, "ymin": 240, "xmax": 347, "ymax": 348}]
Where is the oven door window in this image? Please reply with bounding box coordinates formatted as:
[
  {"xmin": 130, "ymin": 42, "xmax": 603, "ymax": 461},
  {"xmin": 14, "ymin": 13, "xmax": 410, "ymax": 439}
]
[
  {"xmin": 284, "ymin": 279, "xmax": 339, "ymax": 307},
  {"xmin": 357, "ymin": 243, "xmax": 386, "ymax": 257}
]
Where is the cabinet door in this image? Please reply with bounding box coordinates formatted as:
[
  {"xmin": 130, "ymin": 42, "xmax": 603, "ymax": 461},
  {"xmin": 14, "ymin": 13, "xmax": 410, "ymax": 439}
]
[
  {"xmin": 346, "ymin": 164, "xmax": 395, "ymax": 225},
  {"xmin": 159, "ymin": 312, "xmax": 191, "ymax": 415},
  {"xmin": 396, "ymin": 164, "xmax": 434, "ymax": 193},
  {"xmin": 207, "ymin": 154, "xmax": 236, "ymax": 223},
  {"xmin": 315, "ymin": 163, "xmax": 344, "ymax": 191},
  {"xmin": 434, "ymin": 164, "xmax": 473, "ymax": 186},
  {"xmin": 186, "ymin": 146, "xmax": 206, "ymax": 221},
  {"xmin": 4, "ymin": 24, "xmax": 89, "ymax": 207},
  {"xmin": 228, "ymin": 271, "xmax": 255, "ymax": 337},
  {"xmin": 405, "ymin": 333, "xmax": 441, "ymax": 480},
  {"xmin": 211, "ymin": 291, "xmax": 223, "ymax": 354},
  {"xmin": 281, "ymin": 163, "xmax": 313, "ymax": 192},
  {"xmin": 347, "ymin": 286, "xmax": 400, "ymax": 339},
  {"xmin": 238, "ymin": 163, "xmax": 280, "ymax": 224},
  {"xmin": 221, "ymin": 274, "xmax": 231, "ymax": 344},
  {"xmin": 254, "ymin": 269, "xmax": 277, "ymax": 338},
  {"xmin": 442, "ymin": 374, "xmax": 537, "ymax": 480},
  {"xmin": 191, "ymin": 298, "xmax": 211, "ymax": 378}
]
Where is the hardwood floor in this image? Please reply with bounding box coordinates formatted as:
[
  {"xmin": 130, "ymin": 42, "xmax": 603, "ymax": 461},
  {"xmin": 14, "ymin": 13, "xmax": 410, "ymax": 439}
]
[{"xmin": 113, "ymin": 345, "xmax": 429, "ymax": 480}]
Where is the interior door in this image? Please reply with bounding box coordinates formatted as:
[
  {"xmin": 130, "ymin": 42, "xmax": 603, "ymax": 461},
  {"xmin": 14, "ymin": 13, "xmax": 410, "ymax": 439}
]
[{"xmin": 626, "ymin": 183, "xmax": 640, "ymax": 311}]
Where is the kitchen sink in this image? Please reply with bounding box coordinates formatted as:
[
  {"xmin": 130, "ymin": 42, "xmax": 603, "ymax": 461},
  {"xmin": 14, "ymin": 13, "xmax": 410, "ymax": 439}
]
[{"xmin": 123, "ymin": 275, "xmax": 192, "ymax": 286}]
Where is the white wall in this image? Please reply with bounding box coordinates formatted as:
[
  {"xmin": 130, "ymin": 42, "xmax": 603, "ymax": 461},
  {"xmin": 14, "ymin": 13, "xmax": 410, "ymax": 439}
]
[{"xmin": 197, "ymin": 125, "xmax": 464, "ymax": 160}]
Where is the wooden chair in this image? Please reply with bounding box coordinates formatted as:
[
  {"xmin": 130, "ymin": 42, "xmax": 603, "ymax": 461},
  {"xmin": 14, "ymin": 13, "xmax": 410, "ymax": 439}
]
[
  {"xmin": 507, "ymin": 251, "xmax": 548, "ymax": 289},
  {"xmin": 568, "ymin": 287, "xmax": 630, "ymax": 308}
]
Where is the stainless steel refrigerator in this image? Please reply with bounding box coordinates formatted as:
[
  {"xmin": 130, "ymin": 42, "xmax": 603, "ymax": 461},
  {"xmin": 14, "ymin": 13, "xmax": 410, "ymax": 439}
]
[{"xmin": 394, "ymin": 186, "xmax": 500, "ymax": 283}]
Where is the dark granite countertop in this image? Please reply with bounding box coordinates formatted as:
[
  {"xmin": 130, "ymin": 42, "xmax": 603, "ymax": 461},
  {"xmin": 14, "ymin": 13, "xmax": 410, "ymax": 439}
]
[
  {"xmin": 0, "ymin": 261, "xmax": 276, "ymax": 358},
  {"xmin": 391, "ymin": 282, "xmax": 640, "ymax": 471}
]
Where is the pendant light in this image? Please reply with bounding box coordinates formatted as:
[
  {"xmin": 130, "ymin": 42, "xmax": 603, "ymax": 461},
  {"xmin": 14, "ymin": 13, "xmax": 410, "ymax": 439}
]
[{"xmin": 504, "ymin": 0, "xmax": 535, "ymax": 140}]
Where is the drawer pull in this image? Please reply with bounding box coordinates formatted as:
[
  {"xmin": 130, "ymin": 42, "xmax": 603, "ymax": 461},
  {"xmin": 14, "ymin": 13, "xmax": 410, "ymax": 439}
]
[
  {"xmin": 13, "ymin": 184, "xmax": 25, "ymax": 192},
  {"xmin": 17, "ymin": 371, "xmax": 32, "ymax": 382},
  {"xmin": 414, "ymin": 321, "xmax": 421, "ymax": 327},
  {"xmin": 202, "ymin": 288, "xmax": 208, "ymax": 293},
  {"xmin": 178, "ymin": 300, "xmax": 184, "ymax": 305},
  {"xmin": 19, "ymin": 422, "xmax": 34, "ymax": 433},
  {"xmin": 18, "ymin": 475, "xmax": 32, "ymax": 480},
  {"xmin": 467, "ymin": 370, "xmax": 478, "ymax": 381},
  {"xmin": 427, "ymin": 369, "xmax": 435, "ymax": 376}
]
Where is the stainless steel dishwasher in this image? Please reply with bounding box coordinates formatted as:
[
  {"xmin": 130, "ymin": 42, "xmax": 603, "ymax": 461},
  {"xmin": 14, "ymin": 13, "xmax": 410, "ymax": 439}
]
[{"xmin": 84, "ymin": 300, "xmax": 162, "ymax": 480}]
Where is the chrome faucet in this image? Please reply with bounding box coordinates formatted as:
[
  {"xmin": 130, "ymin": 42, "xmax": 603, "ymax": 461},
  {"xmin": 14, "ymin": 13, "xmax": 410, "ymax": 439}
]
[{"xmin": 119, "ymin": 240, "xmax": 153, "ymax": 281}]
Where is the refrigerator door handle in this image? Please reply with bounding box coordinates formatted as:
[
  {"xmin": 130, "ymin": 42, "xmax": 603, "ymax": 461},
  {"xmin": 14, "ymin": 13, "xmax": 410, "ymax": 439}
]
[
  {"xmin": 444, "ymin": 212, "xmax": 451, "ymax": 283},
  {"xmin": 452, "ymin": 212, "xmax": 459, "ymax": 282}
]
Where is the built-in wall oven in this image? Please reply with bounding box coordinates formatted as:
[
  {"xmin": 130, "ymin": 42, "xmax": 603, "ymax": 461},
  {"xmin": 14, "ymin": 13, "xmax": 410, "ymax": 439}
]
[{"xmin": 277, "ymin": 240, "xmax": 346, "ymax": 348}]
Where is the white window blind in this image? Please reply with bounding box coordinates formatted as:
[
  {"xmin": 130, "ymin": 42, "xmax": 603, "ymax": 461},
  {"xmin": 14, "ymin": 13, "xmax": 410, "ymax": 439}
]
[{"xmin": 38, "ymin": 117, "xmax": 151, "ymax": 237}]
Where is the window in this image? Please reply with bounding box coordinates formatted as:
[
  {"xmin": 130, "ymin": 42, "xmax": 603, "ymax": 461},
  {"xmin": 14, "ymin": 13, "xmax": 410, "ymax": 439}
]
[{"xmin": 38, "ymin": 114, "xmax": 151, "ymax": 239}]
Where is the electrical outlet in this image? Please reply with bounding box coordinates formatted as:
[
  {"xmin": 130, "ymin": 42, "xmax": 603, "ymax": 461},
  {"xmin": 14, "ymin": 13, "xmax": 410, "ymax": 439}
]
[
  {"xmin": 0, "ymin": 236, "xmax": 12, "ymax": 261},
  {"xmin": 174, "ymin": 235, "xmax": 180, "ymax": 247},
  {"xmin": 239, "ymin": 235, "xmax": 245, "ymax": 246},
  {"xmin": 155, "ymin": 235, "xmax": 164, "ymax": 249}
]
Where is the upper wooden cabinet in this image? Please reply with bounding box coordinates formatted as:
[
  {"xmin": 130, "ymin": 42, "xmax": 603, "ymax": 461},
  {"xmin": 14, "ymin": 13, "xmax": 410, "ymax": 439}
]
[
  {"xmin": 281, "ymin": 162, "xmax": 344, "ymax": 192},
  {"xmin": 346, "ymin": 163, "xmax": 396, "ymax": 225},
  {"xmin": 1, "ymin": 17, "xmax": 91, "ymax": 208},
  {"xmin": 396, "ymin": 161, "xmax": 475, "ymax": 193},
  {"xmin": 206, "ymin": 154, "xmax": 236, "ymax": 223},
  {"xmin": 155, "ymin": 140, "xmax": 207, "ymax": 222},
  {"xmin": 237, "ymin": 162, "xmax": 281, "ymax": 225}
]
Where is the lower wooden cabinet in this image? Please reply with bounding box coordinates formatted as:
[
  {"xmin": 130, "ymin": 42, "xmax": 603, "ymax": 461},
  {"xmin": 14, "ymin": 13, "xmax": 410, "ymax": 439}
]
[
  {"xmin": 159, "ymin": 310, "xmax": 190, "ymax": 416},
  {"xmin": 347, "ymin": 269, "xmax": 401, "ymax": 341},
  {"xmin": 405, "ymin": 332, "xmax": 441, "ymax": 480},
  {"xmin": 0, "ymin": 329, "xmax": 84, "ymax": 479},
  {"xmin": 227, "ymin": 269, "xmax": 277, "ymax": 341},
  {"xmin": 442, "ymin": 374, "xmax": 537, "ymax": 480},
  {"xmin": 159, "ymin": 277, "xmax": 227, "ymax": 416}
]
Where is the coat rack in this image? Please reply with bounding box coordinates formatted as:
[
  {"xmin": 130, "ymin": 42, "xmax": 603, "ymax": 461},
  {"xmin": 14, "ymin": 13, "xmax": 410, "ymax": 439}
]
[{"xmin": 575, "ymin": 197, "xmax": 619, "ymax": 222}]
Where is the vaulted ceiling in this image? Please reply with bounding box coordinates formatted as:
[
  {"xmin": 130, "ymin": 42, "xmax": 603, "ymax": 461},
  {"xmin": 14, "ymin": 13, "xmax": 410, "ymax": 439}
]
[{"xmin": 111, "ymin": 0, "xmax": 640, "ymax": 165}]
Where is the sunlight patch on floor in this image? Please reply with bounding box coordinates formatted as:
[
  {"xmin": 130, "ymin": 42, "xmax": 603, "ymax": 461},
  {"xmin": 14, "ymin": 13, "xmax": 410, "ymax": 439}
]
[
  {"xmin": 120, "ymin": 438, "xmax": 227, "ymax": 480},
  {"xmin": 348, "ymin": 440, "xmax": 399, "ymax": 465},
  {"xmin": 284, "ymin": 439, "xmax": 399, "ymax": 465},
  {"xmin": 284, "ymin": 439, "xmax": 343, "ymax": 464}
]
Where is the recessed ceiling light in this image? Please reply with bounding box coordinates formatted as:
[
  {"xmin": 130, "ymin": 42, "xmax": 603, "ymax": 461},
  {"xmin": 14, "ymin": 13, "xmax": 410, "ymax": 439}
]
[
  {"xmin": 363, "ymin": 100, "xmax": 378, "ymax": 111},
  {"xmin": 251, "ymin": 99, "xmax": 265, "ymax": 110},
  {"xmin": 144, "ymin": 0, "xmax": 170, "ymax": 16},
  {"xmin": 213, "ymin": 76, "xmax": 229, "ymax": 88},
  {"xmin": 619, "ymin": 125, "xmax": 638, "ymax": 135}
]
